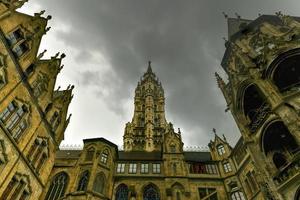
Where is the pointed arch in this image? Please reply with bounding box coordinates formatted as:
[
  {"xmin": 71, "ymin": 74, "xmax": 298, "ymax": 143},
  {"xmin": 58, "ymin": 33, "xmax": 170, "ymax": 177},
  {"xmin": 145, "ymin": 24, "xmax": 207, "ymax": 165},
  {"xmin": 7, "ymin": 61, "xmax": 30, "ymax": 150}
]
[
  {"xmin": 261, "ymin": 120, "xmax": 298, "ymax": 155},
  {"xmin": 171, "ymin": 182, "xmax": 185, "ymax": 200},
  {"xmin": 85, "ymin": 146, "xmax": 95, "ymax": 161},
  {"xmin": 143, "ymin": 183, "xmax": 160, "ymax": 200},
  {"xmin": 100, "ymin": 149, "xmax": 109, "ymax": 164},
  {"xmin": 77, "ymin": 170, "xmax": 90, "ymax": 191},
  {"xmin": 45, "ymin": 172, "xmax": 69, "ymax": 200},
  {"xmin": 265, "ymin": 48, "xmax": 300, "ymax": 92},
  {"xmin": 115, "ymin": 184, "xmax": 129, "ymax": 200},
  {"xmin": 93, "ymin": 172, "xmax": 106, "ymax": 194}
]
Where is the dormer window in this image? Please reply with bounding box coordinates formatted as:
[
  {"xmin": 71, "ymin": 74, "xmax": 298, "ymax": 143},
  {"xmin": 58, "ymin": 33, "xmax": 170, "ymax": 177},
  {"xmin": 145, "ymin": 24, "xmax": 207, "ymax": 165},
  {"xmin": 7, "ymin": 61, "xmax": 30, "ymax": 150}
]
[{"xmin": 217, "ymin": 144, "xmax": 225, "ymax": 155}]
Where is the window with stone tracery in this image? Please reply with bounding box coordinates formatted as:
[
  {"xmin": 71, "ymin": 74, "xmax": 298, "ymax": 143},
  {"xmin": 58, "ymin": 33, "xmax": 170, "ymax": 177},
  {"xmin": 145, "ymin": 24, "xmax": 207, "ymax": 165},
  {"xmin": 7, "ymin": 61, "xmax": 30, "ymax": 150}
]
[
  {"xmin": 93, "ymin": 172, "xmax": 105, "ymax": 194},
  {"xmin": 50, "ymin": 111, "xmax": 61, "ymax": 131},
  {"xmin": 32, "ymin": 72, "xmax": 49, "ymax": 97},
  {"xmin": 115, "ymin": 184, "xmax": 129, "ymax": 200},
  {"xmin": 143, "ymin": 184, "xmax": 160, "ymax": 200},
  {"xmin": 0, "ymin": 100, "xmax": 29, "ymax": 142},
  {"xmin": 1, "ymin": 173, "xmax": 31, "ymax": 200},
  {"xmin": 100, "ymin": 149, "xmax": 109, "ymax": 164},
  {"xmin": 45, "ymin": 172, "xmax": 69, "ymax": 200},
  {"xmin": 27, "ymin": 137, "xmax": 49, "ymax": 173},
  {"xmin": 6, "ymin": 28, "xmax": 29, "ymax": 58},
  {"xmin": 77, "ymin": 170, "xmax": 90, "ymax": 191}
]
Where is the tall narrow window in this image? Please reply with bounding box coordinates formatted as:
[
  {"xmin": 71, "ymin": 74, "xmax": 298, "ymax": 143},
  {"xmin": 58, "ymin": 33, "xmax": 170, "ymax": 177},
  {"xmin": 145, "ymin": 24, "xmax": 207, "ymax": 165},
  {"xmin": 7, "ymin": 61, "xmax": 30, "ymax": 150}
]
[
  {"xmin": 50, "ymin": 111, "xmax": 60, "ymax": 131},
  {"xmin": 93, "ymin": 173, "xmax": 105, "ymax": 194},
  {"xmin": 0, "ymin": 101, "xmax": 28, "ymax": 142},
  {"xmin": 85, "ymin": 147, "xmax": 95, "ymax": 161},
  {"xmin": 0, "ymin": 140, "xmax": 8, "ymax": 165},
  {"xmin": 28, "ymin": 137, "xmax": 48, "ymax": 173},
  {"xmin": 116, "ymin": 184, "xmax": 129, "ymax": 200},
  {"xmin": 45, "ymin": 172, "xmax": 69, "ymax": 200},
  {"xmin": 7, "ymin": 28, "xmax": 29, "ymax": 58},
  {"xmin": 32, "ymin": 72, "xmax": 49, "ymax": 97},
  {"xmin": 7, "ymin": 29, "xmax": 23, "ymax": 46},
  {"xmin": 77, "ymin": 171, "xmax": 89, "ymax": 191},
  {"xmin": 1, "ymin": 174, "xmax": 31, "ymax": 200},
  {"xmin": 100, "ymin": 149, "xmax": 109, "ymax": 164}
]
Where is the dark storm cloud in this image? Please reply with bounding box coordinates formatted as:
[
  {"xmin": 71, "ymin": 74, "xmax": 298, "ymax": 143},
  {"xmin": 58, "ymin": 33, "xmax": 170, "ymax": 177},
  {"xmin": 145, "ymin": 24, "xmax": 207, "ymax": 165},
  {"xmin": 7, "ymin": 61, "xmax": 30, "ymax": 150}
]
[{"xmin": 35, "ymin": 0, "xmax": 300, "ymax": 145}]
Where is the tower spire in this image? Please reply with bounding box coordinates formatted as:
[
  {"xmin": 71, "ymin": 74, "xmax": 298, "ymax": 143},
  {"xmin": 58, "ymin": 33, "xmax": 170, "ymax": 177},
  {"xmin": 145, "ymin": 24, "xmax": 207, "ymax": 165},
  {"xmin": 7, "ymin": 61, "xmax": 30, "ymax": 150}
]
[
  {"xmin": 147, "ymin": 60, "xmax": 152, "ymax": 73},
  {"xmin": 123, "ymin": 61, "xmax": 167, "ymax": 152}
]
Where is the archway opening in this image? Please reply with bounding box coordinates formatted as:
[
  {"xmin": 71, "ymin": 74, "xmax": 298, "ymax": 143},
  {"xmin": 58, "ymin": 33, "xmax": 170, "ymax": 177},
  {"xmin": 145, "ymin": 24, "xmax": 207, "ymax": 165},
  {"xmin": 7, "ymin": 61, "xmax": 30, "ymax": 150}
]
[
  {"xmin": 272, "ymin": 54, "xmax": 300, "ymax": 92},
  {"xmin": 263, "ymin": 121, "xmax": 298, "ymax": 155},
  {"xmin": 242, "ymin": 84, "xmax": 269, "ymax": 129}
]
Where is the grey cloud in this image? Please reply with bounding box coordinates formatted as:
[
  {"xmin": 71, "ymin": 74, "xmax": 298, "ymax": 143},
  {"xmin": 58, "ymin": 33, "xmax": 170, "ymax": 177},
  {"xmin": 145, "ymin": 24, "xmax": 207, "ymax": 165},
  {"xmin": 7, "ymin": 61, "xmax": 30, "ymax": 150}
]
[{"xmin": 31, "ymin": 0, "xmax": 300, "ymax": 146}]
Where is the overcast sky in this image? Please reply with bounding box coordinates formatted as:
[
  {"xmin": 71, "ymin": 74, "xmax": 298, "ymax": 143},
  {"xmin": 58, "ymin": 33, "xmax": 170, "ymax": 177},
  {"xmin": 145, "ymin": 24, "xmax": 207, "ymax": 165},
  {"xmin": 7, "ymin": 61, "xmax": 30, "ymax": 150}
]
[{"xmin": 20, "ymin": 0, "xmax": 300, "ymax": 148}]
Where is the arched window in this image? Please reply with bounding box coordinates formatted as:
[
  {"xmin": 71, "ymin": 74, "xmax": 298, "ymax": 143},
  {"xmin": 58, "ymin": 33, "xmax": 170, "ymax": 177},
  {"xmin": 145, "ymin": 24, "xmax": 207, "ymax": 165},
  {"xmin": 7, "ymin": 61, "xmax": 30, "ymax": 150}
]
[
  {"xmin": 231, "ymin": 191, "xmax": 245, "ymax": 200},
  {"xmin": 93, "ymin": 173, "xmax": 105, "ymax": 194},
  {"xmin": 77, "ymin": 170, "xmax": 89, "ymax": 191},
  {"xmin": 272, "ymin": 54, "xmax": 300, "ymax": 92},
  {"xmin": 115, "ymin": 184, "xmax": 129, "ymax": 200},
  {"xmin": 45, "ymin": 172, "xmax": 69, "ymax": 200},
  {"xmin": 262, "ymin": 121, "xmax": 298, "ymax": 156},
  {"xmin": 242, "ymin": 85, "xmax": 269, "ymax": 130},
  {"xmin": 143, "ymin": 184, "xmax": 160, "ymax": 200},
  {"xmin": 100, "ymin": 149, "xmax": 109, "ymax": 164}
]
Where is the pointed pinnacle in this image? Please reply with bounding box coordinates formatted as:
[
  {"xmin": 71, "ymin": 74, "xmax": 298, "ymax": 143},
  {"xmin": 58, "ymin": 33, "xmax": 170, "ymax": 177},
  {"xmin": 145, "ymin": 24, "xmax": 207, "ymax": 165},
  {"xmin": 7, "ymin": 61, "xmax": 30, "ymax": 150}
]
[{"xmin": 147, "ymin": 61, "xmax": 152, "ymax": 73}]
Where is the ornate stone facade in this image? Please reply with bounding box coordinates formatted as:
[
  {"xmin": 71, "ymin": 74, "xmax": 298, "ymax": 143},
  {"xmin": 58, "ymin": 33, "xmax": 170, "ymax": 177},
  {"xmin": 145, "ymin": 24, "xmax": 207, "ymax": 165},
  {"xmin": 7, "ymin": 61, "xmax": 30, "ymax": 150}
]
[{"xmin": 0, "ymin": 1, "xmax": 299, "ymax": 200}]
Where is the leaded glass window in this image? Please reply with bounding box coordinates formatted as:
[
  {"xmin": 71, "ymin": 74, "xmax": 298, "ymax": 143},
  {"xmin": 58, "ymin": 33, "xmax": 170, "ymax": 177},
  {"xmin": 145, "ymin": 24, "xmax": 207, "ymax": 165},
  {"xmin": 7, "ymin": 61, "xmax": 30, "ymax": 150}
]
[
  {"xmin": 77, "ymin": 170, "xmax": 89, "ymax": 191},
  {"xmin": 143, "ymin": 184, "xmax": 160, "ymax": 200},
  {"xmin": 93, "ymin": 173, "xmax": 105, "ymax": 194},
  {"xmin": 115, "ymin": 184, "xmax": 129, "ymax": 200},
  {"xmin": 45, "ymin": 172, "xmax": 69, "ymax": 200}
]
